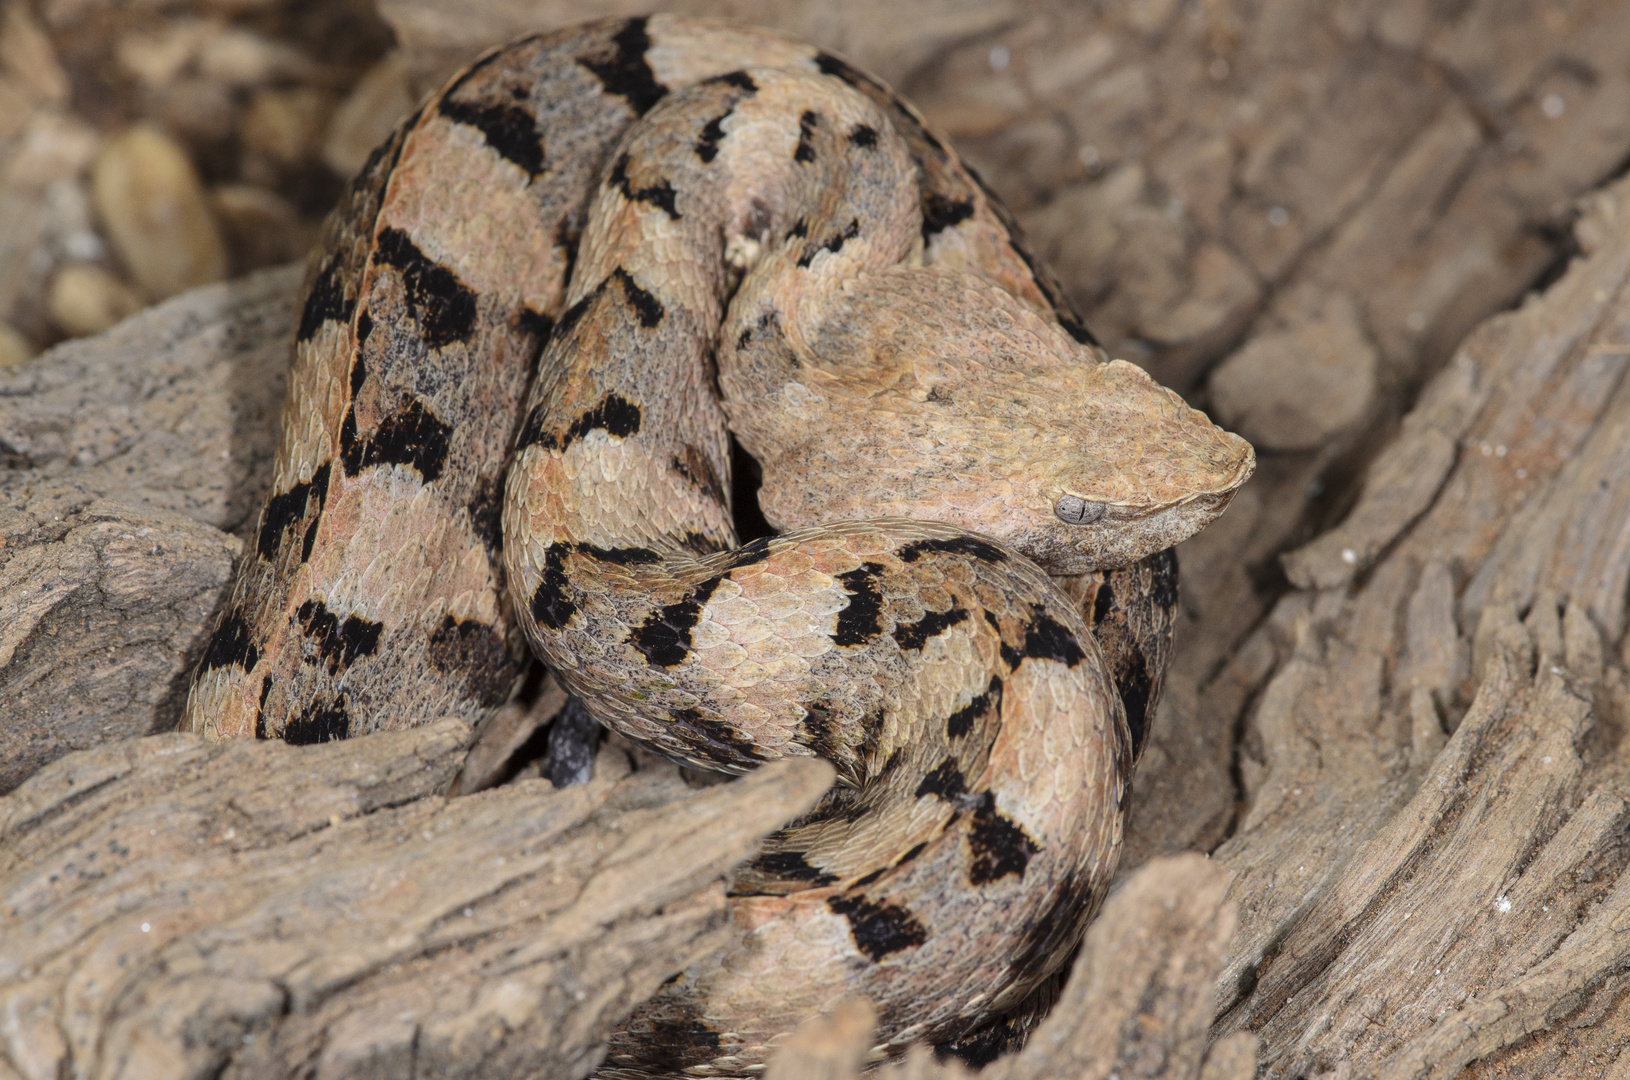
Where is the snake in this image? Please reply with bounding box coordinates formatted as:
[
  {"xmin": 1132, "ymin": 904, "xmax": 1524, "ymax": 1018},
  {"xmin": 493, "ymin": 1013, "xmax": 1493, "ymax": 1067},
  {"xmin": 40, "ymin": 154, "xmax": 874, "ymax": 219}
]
[{"xmin": 181, "ymin": 15, "xmax": 1253, "ymax": 1077}]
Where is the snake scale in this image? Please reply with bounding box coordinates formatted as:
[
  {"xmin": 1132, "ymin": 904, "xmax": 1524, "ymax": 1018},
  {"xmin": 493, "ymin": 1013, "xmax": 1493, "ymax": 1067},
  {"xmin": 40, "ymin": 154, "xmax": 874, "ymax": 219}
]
[{"xmin": 182, "ymin": 15, "xmax": 1253, "ymax": 1077}]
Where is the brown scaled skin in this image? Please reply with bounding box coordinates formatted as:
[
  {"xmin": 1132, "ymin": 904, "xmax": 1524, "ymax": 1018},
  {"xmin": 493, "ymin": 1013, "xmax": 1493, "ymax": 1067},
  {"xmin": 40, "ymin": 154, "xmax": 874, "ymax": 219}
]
[
  {"xmin": 183, "ymin": 16, "xmax": 1253, "ymax": 1078},
  {"xmin": 504, "ymin": 66, "xmax": 1250, "ymax": 1075}
]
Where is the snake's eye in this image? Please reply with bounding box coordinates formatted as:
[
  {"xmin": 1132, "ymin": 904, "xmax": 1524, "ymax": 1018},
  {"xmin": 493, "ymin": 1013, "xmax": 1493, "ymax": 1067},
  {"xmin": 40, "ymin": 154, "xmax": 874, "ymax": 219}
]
[{"xmin": 1054, "ymin": 495, "xmax": 1106, "ymax": 526}]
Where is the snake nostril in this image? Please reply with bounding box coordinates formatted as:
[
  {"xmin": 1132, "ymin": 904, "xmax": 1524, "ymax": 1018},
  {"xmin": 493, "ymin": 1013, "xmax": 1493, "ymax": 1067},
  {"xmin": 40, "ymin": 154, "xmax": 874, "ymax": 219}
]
[{"xmin": 1054, "ymin": 495, "xmax": 1107, "ymax": 526}]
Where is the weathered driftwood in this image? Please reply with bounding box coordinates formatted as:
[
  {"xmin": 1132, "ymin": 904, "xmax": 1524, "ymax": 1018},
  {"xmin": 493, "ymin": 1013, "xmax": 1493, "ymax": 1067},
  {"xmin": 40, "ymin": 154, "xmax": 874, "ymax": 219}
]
[
  {"xmin": 0, "ymin": 721, "xmax": 832, "ymax": 1079},
  {"xmin": 8, "ymin": 1, "xmax": 1630, "ymax": 1076},
  {"xmin": 0, "ymin": 267, "xmax": 298, "ymax": 791},
  {"xmin": 1211, "ymin": 177, "xmax": 1630, "ymax": 1076}
]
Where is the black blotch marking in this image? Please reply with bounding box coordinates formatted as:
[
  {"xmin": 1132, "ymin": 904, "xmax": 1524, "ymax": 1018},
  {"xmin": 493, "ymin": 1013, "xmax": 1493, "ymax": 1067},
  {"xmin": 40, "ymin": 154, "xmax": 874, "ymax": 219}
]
[
  {"xmin": 812, "ymin": 52, "xmax": 887, "ymax": 94},
  {"xmin": 427, "ymin": 616, "xmax": 513, "ymax": 707},
  {"xmin": 672, "ymin": 707, "xmax": 769, "ymax": 768},
  {"xmin": 1149, "ymin": 547, "xmax": 1179, "ymax": 612},
  {"xmin": 921, "ymin": 193, "xmax": 975, "ymax": 239},
  {"xmin": 1059, "ymin": 312, "xmax": 1100, "ymax": 346},
  {"xmin": 467, "ymin": 472, "xmax": 504, "ymax": 554},
  {"xmin": 848, "ymin": 123, "xmax": 879, "ymax": 148},
  {"xmin": 999, "ymin": 640, "xmax": 1024, "ymax": 671},
  {"xmin": 786, "ymin": 218, "xmax": 809, "ymax": 240},
  {"xmin": 893, "ymin": 605, "xmax": 969, "ymax": 652},
  {"xmin": 531, "ymin": 543, "xmax": 576, "ymax": 631},
  {"xmin": 1119, "ymin": 650, "xmax": 1154, "ymax": 759},
  {"xmin": 339, "ymin": 396, "xmax": 452, "ymax": 482},
  {"xmin": 563, "ymin": 392, "xmax": 642, "ymax": 450},
  {"xmin": 721, "ymin": 535, "xmax": 774, "ymax": 570},
  {"xmin": 282, "ymin": 695, "xmax": 351, "ymax": 745},
  {"xmin": 965, "ymin": 792, "xmax": 1040, "ymax": 885},
  {"xmin": 516, "ymin": 306, "xmax": 553, "ymax": 346},
  {"xmin": 926, "ymin": 386, "xmax": 952, "ymax": 405},
  {"xmin": 946, "ymin": 675, "xmax": 1002, "ymax": 740},
  {"xmin": 899, "ymin": 840, "xmax": 929, "ymax": 865},
  {"xmin": 671, "ymin": 444, "xmax": 726, "ymax": 506},
  {"xmin": 831, "ymin": 563, "xmax": 885, "ymax": 646},
  {"xmin": 898, "ymin": 535, "xmax": 1008, "ymax": 565},
  {"xmin": 915, "ymin": 757, "xmax": 966, "ymax": 799},
  {"xmin": 797, "ymin": 218, "xmax": 860, "ymax": 269},
  {"xmin": 437, "ymin": 96, "xmax": 546, "ymax": 177},
  {"xmin": 296, "ymin": 600, "xmax": 383, "ymax": 675},
  {"xmin": 630, "ymin": 577, "xmax": 723, "ymax": 667},
  {"xmin": 198, "ymin": 611, "xmax": 258, "ymax": 675},
  {"xmin": 578, "ymin": 17, "xmax": 667, "ymax": 115},
  {"xmin": 253, "ymin": 677, "xmax": 271, "ymax": 740},
  {"xmin": 1019, "ymin": 605, "xmax": 1087, "ymax": 668},
  {"xmin": 574, "ymin": 542, "xmax": 661, "ymax": 565},
  {"xmin": 751, "ymin": 850, "xmax": 837, "ymax": 886},
  {"xmin": 794, "ymin": 109, "xmax": 819, "ymax": 163},
  {"xmin": 296, "ymin": 255, "xmax": 347, "ymax": 343},
  {"xmin": 355, "ymin": 308, "xmax": 373, "ymax": 344},
  {"xmin": 371, "ymin": 227, "xmax": 477, "ymax": 349},
  {"xmin": 827, "ymin": 895, "xmax": 928, "ymax": 961},
  {"xmin": 522, "ymin": 392, "xmax": 644, "ymax": 454},
  {"xmin": 608, "ymin": 152, "xmax": 681, "ymax": 220},
  {"xmin": 258, "ymin": 460, "xmax": 331, "ymax": 561},
  {"xmin": 695, "ymin": 109, "xmax": 732, "ymax": 163},
  {"xmin": 852, "ymin": 867, "xmax": 886, "ymax": 888},
  {"xmin": 612, "ymin": 266, "xmax": 665, "ymax": 327},
  {"xmin": 704, "ymin": 69, "xmax": 758, "ymax": 92},
  {"xmin": 1092, "ymin": 579, "xmax": 1116, "ymax": 626}
]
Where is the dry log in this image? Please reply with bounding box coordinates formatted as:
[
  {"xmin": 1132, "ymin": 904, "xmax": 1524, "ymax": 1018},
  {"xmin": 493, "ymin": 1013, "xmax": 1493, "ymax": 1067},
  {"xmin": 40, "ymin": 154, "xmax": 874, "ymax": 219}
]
[
  {"xmin": 0, "ymin": 721, "xmax": 832, "ymax": 1079},
  {"xmin": 9, "ymin": 3, "xmax": 1630, "ymax": 1077},
  {"xmin": 0, "ymin": 489, "xmax": 237, "ymax": 791},
  {"xmin": 0, "ymin": 268, "xmax": 299, "ymax": 791},
  {"xmin": 1212, "ymin": 175, "xmax": 1630, "ymax": 1076}
]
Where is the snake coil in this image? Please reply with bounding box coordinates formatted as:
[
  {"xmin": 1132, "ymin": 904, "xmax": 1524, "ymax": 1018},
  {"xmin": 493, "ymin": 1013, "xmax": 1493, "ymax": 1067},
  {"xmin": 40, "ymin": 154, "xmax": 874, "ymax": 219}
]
[{"xmin": 185, "ymin": 16, "xmax": 1253, "ymax": 1076}]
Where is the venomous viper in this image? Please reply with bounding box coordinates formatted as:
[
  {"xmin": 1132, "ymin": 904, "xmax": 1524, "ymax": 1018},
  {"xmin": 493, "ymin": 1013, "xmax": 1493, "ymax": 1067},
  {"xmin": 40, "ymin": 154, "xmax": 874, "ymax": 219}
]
[{"xmin": 182, "ymin": 15, "xmax": 1253, "ymax": 1076}]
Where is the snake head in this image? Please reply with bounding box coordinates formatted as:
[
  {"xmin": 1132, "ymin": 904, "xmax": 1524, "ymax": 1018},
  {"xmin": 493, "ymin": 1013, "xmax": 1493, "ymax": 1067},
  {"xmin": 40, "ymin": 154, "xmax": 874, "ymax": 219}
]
[
  {"xmin": 1013, "ymin": 357, "xmax": 1255, "ymax": 572},
  {"xmin": 729, "ymin": 269, "xmax": 1254, "ymax": 574}
]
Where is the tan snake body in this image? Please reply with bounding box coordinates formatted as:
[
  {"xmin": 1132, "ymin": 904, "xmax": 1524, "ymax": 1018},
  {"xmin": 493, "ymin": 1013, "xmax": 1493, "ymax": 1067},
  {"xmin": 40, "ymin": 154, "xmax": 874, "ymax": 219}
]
[{"xmin": 183, "ymin": 16, "xmax": 1252, "ymax": 1075}]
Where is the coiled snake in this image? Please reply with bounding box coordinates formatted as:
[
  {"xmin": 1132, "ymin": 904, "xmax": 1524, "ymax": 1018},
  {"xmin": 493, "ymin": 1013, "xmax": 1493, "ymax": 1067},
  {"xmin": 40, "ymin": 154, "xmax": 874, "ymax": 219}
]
[{"xmin": 183, "ymin": 16, "xmax": 1253, "ymax": 1076}]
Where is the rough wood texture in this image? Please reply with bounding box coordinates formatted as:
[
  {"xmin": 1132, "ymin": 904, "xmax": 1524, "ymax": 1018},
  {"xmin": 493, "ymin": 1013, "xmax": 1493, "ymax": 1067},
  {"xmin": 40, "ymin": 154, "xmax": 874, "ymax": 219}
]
[
  {"xmin": 0, "ymin": 723, "xmax": 833, "ymax": 1079},
  {"xmin": 1205, "ymin": 176, "xmax": 1630, "ymax": 1078},
  {"xmin": 0, "ymin": 488, "xmax": 238, "ymax": 792},
  {"xmin": 0, "ymin": 267, "xmax": 297, "ymax": 791},
  {"xmin": 7, "ymin": 1, "xmax": 1630, "ymax": 1077}
]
